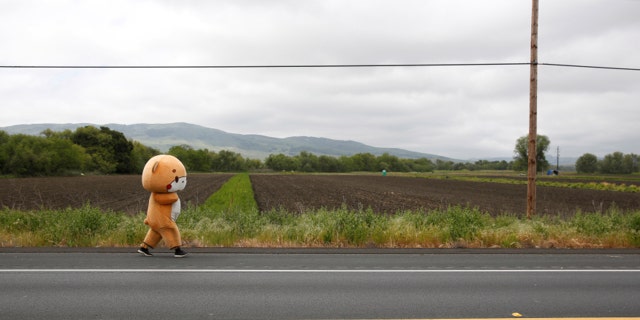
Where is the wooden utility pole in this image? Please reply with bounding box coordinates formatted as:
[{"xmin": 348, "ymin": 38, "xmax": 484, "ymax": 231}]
[{"xmin": 527, "ymin": 0, "xmax": 539, "ymax": 218}]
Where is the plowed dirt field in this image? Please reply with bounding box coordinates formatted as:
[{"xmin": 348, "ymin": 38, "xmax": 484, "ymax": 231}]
[
  {"xmin": 1, "ymin": 173, "xmax": 639, "ymax": 216},
  {"xmin": 250, "ymin": 174, "xmax": 640, "ymax": 216},
  {"xmin": 0, "ymin": 174, "xmax": 233, "ymax": 215}
]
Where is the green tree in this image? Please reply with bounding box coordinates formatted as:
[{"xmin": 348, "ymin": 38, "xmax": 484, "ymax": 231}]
[
  {"xmin": 295, "ymin": 151, "xmax": 319, "ymax": 172},
  {"xmin": 512, "ymin": 135, "xmax": 550, "ymax": 172},
  {"xmin": 338, "ymin": 155, "xmax": 355, "ymax": 172},
  {"xmin": 623, "ymin": 153, "xmax": 639, "ymax": 173},
  {"xmin": 435, "ymin": 159, "xmax": 454, "ymax": 171},
  {"xmin": 0, "ymin": 134, "xmax": 87, "ymax": 176},
  {"xmin": 0, "ymin": 130, "xmax": 9, "ymax": 172},
  {"xmin": 600, "ymin": 151, "xmax": 630, "ymax": 174},
  {"xmin": 265, "ymin": 153, "xmax": 299, "ymax": 171},
  {"xmin": 168, "ymin": 145, "xmax": 215, "ymax": 172},
  {"xmin": 212, "ymin": 150, "xmax": 245, "ymax": 172},
  {"xmin": 453, "ymin": 162, "xmax": 467, "ymax": 170},
  {"xmin": 377, "ymin": 153, "xmax": 408, "ymax": 172},
  {"xmin": 131, "ymin": 141, "xmax": 160, "ymax": 173},
  {"xmin": 191, "ymin": 149, "xmax": 214, "ymax": 172},
  {"xmin": 575, "ymin": 153, "xmax": 598, "ymax": 173},
  {"xmin": 167, "ymin": 145, "xmax": 192, "ymax": 163},
  {"xmin": 350, "ymin": 153, "xmax": 376, "ymax": 171},
  {"xmin": 318, "ymin": 155, "xmax": 344, "ymax": 172},
  {"xmin": 243, "ymin": 158, "xmax": 264, "ymax": 171},
  {"xmin": 403, "ymin": 158, "xmax": 434, "ymax": 172},
  {"xmin": 71, "ymin": 126, "xmax": 135, "ymax": 174},
  {"xmin": 41, "ymin": 128, "xmax": 73, "ymax": 140},
  {"xmin": 48, "ymin": 137, "xmax": 88, "ymax": 174}
]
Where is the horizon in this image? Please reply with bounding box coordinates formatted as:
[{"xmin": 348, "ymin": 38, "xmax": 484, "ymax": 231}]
[{"xmin": 1, "ymin": 122, "xmax": 589, "ymax": 163}]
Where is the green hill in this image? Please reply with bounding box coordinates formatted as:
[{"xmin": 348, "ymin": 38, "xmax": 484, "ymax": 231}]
[{"xmin": 1, "ymin": 122, "xmax": 454, "ymax": 161}]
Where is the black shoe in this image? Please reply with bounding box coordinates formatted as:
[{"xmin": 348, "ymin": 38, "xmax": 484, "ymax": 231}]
[
  {"xmin": 137, "ymin": 247, "xmax": 153, "ymax": 257},
  {"xmin": 174, "ymin": 247, "xmax": 188, "ymax": 258}
]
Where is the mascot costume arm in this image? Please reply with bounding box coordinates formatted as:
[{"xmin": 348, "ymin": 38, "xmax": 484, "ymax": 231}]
[{"xmin": 152, "ymin": 192, "xmax": 181, "ymax": 221}]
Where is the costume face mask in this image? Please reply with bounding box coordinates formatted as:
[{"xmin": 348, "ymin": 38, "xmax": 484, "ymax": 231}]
[{"xmin": 167, "ymin": 175, "xmax": 187, "ymax": 192}]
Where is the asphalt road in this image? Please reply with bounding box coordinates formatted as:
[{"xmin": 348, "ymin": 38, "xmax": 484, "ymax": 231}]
[{"xmin": 0, "ymin": 248, "xmax": 639, "ymax": 319}]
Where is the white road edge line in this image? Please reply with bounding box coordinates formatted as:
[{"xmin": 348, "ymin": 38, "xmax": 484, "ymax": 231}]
[{"xmin": 0, "ymin": 269, "xmax": 639, "ymax": 273}]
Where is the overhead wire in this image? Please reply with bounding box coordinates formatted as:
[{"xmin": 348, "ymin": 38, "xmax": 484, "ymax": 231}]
[
  {"xmin": 539, "ymin": 63, "xmax": 640, "ymax": 72},
  {"xmin": 0, "ymin": 62, "xmax": 638, "ymax": 71},
  {"xmin": 0, "ymin": 62, "xmax": 530, "ymax": 69}
]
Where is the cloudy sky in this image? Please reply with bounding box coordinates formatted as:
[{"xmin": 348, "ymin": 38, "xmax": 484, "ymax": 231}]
[{"xmin": 1, "ymin": 0, "xmax": 638, "ymax": 159}]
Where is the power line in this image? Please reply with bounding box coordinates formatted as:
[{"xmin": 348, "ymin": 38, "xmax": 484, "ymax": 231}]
[
  {"xmin": 0, "ymin": 62, "xmax": 530, "ymax": 69},
  {"xmin": 540, "ymin": 63, "xmax": 640, "ymax": 72},
  {"xmin": 0, "ymin": 62, "xmax": 637, "ymax": 71}
]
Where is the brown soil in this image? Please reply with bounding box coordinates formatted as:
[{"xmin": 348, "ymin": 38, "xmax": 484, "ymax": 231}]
[
  {"xmin": 0, "ymin": 173, "xmax": 233, "ymax": 215},
  {"xmin": 251, "ymin": 174, "xmax": 640, "ymax": 216},
  {"xmin": 1, "ymin": 173, "xmax": 638, "ymax": 217}
]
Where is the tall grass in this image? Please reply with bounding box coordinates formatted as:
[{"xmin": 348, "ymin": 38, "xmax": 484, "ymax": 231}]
[
  {"xmin": 4, "ymin": 205, "xmax": 639, "ymax": 248},
  {"xmin": 1, "ymin": 173, "xmax": 640, "ymax": 248},
  {"xmin": 0, "ymin": 204, "xmax": 147, "ymax": 247}
]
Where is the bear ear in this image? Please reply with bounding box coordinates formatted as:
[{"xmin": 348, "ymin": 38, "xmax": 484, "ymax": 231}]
[{"xmin": 152, "ymin": 161, "xmax": 160, "ymax": 173}]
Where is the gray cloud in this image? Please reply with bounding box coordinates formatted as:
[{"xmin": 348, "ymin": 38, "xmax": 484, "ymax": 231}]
[{"xmin": 1, "ymin": 0, "xmax": 638, "ymax": 159}]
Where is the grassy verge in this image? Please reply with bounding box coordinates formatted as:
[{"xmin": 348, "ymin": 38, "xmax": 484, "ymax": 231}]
[
  {"xmin": 1, "ymin": 173, "xmax": 640, "ymax": 248},
  {"xmin": 2, "ymin": 205, "xmax": 639, "ymax": 249},
  {"xmin": 0, "ymin": 204, "xmax": 148, "ymax": 247}
]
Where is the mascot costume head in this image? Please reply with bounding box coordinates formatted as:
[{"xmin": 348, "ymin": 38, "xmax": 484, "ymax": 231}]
[{"xmin": 138, "ymin": 154, "xmax": 188, "ymax": 258}]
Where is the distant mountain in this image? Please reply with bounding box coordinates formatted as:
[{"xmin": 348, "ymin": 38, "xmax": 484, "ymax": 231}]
[{"xmin": 1, "ymin": 122, "xmax": 454, "ymax": 161}]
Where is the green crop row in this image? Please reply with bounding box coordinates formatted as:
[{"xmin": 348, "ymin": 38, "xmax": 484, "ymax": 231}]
[{"xmin": 427, "ymin": 174, "xmax": 640, "ymax": 193}]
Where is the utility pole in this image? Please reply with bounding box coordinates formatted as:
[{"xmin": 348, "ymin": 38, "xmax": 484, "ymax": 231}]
[{"xmin": 527, "ymin": 0, "xmax": 539, "ymax": 218}]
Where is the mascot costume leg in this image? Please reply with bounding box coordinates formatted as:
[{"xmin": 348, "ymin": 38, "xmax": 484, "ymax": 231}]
[{"xmin": 137, "ymin": 155, "xmax": 188, "ymax": 258}]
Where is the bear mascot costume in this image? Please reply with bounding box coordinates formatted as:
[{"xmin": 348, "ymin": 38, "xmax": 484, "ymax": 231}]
[{"xmin": 137, "ymin": 154, "xmax": 188, "ymax": 258}]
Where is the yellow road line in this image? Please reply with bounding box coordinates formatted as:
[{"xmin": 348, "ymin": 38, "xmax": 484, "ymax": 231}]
[{"xmin": 418, "ymin": 318, "xmax": 640, "ymax": 320}]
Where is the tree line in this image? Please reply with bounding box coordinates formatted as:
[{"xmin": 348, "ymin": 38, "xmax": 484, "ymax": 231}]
[
  {"xmin": 575, "ymin": 152, "xmax": 639, "ymax": 174},
  {"xmin": 0, "ymin": 126, "xmax": 508, "ymax": 176},
  {"xmin": 0, "ymin": 127, "xmax": 636, "ymax": 176},
  {"xmin": 0, "ymin": 126, "xmax": 158, "ymax": 176},
  {"xmin": 0, "ymin": 126, "xmax": 263, "ymax": 176}
]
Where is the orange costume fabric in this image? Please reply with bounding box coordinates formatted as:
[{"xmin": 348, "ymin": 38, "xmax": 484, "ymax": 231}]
[{"xmin": 140, "ymin": 155, "xmax": 187, "ymax": 250}]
